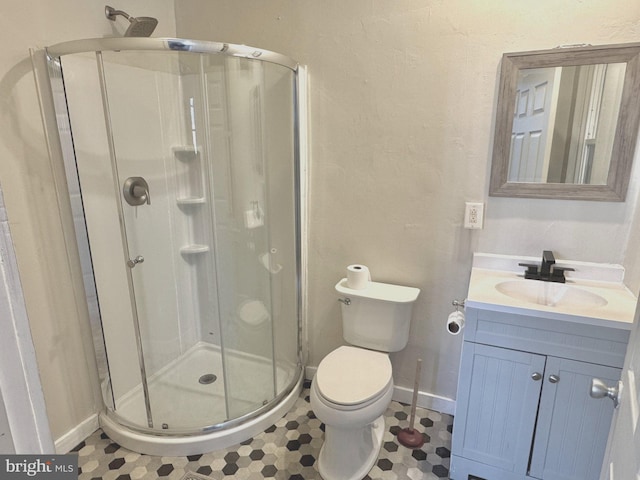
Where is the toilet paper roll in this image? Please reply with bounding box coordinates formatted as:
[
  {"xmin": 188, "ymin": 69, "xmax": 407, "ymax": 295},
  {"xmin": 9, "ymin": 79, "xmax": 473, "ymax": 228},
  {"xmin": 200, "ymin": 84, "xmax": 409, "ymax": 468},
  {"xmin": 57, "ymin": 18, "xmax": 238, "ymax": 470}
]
[
  {"xmin": 447, "ymin": 311, "xmax": 465, "ymax": 335},
  {"xmin": 346, "ymin": 264, "xmax": 371, "ymax": 290}
]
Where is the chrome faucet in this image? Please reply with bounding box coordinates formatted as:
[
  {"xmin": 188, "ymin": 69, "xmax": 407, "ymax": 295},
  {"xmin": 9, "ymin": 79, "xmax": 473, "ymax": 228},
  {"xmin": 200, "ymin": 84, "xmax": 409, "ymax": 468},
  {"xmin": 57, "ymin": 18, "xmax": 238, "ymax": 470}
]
[{"xmin": 519, "ymin": 250, "xmax": 574, "ymax": 283}]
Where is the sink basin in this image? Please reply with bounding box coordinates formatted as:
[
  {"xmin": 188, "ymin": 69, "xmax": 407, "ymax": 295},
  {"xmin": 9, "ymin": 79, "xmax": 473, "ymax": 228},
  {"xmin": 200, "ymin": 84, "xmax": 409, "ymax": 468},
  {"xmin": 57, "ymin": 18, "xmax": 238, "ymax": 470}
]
[{"xmin": 495, "ymin": 280, "xmax": 608, "ymax": 309}]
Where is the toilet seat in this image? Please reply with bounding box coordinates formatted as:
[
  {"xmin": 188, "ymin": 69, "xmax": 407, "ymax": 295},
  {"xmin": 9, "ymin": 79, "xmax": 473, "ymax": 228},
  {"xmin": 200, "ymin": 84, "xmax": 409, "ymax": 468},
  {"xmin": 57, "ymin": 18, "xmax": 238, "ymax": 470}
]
[{"xmin": 315, "ymin": 346, "xmax": 392, "ymax": 408}]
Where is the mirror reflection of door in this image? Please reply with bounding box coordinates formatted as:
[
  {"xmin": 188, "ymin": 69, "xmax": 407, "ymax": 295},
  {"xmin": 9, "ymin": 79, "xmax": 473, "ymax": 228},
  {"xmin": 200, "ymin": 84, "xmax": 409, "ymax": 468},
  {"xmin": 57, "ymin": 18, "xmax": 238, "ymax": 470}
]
[
  {"xmin": 549, "ymin": 64, "xmax": 616, "ymax": 185},
  {"xmin": 508, "ymin": 63, "xmax": 625, "ymax": 185},
  {"xmin": 563, "ymin": 65, "xmax": 602, "ymax": 184},
  {"xmin": 509, "ymin": 68, "xmax": 558, "ymax": 182}
]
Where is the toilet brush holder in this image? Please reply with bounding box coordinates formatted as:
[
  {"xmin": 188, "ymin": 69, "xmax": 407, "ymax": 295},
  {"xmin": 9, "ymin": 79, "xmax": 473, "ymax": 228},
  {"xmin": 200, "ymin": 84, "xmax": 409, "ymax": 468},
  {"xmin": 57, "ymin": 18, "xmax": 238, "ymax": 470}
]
[{"xmin": 397, "ymin": 358, "xmax": 425, "ymax": 449}]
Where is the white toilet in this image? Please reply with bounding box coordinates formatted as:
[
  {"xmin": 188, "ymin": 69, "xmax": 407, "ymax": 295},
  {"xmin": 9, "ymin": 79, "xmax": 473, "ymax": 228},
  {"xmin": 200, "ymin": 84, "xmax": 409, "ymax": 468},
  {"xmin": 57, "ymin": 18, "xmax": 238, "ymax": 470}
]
[{"xmin": 311, "ymin": 278, "xmax": 420, "ymax": 480}]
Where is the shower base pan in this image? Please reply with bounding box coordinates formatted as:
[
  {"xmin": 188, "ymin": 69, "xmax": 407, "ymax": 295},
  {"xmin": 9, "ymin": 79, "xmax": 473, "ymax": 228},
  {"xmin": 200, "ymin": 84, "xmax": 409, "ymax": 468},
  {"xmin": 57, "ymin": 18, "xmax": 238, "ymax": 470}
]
[{"xmin": 100, "ymin": 342, "xmax": 302, "ymax": 456}]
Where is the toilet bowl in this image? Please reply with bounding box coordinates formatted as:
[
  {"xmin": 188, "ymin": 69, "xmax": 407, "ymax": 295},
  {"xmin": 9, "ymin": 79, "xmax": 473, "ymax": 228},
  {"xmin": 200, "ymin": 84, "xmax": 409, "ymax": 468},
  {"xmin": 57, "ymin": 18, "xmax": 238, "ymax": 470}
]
[
  {"xmin": 311, "ymin": 278, "xmax": 420, "ymax": 480},
  {"xmin": 311, "ymin": 346, "xmax": 394, "ymax": 480}
]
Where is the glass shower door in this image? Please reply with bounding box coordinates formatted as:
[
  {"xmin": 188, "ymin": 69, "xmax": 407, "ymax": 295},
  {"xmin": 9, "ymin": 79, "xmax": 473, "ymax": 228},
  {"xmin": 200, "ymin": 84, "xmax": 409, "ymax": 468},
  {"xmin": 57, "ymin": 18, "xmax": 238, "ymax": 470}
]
[
  {"xmin": 59, "ymin": 45, "xmax": 296, "ymax": 434},
  {"xmin": 98, "ymin": 50, "xmax": 285, "ymax": 428},
  {"xmin": 200, "ymin": 55, "xmax": 279, "ymax": 419},
  {"xmin": 203, "ymin": 56, "xmax": 298, "ymax": 418},
  {"xmin": 90, "ymin": 49, "xmax": 234, "ymax": 431}
]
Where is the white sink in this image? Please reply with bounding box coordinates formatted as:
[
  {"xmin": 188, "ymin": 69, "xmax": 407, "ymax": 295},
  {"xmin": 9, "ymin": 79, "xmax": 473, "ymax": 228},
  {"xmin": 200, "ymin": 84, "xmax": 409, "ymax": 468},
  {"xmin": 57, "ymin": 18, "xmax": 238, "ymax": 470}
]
[{"xmin": 495, "ymin": 280, "xmax": 608, "ymax": 309}]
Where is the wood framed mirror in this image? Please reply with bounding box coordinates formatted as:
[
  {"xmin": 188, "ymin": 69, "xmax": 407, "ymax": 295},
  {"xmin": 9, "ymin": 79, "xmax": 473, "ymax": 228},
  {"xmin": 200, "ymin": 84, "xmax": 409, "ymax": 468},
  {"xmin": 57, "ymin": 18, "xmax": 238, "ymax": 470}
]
[{"xmin": 489, "ymin": 43, "xmax": 640, "ymax": 201}]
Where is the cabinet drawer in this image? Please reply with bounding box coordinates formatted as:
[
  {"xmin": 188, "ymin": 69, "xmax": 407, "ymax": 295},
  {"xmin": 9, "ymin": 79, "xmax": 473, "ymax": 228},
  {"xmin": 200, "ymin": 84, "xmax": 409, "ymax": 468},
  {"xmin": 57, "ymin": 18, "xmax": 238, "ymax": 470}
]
[{"xmin": 465, "ymin": 308, "xmax": 629, "ymax": 368}]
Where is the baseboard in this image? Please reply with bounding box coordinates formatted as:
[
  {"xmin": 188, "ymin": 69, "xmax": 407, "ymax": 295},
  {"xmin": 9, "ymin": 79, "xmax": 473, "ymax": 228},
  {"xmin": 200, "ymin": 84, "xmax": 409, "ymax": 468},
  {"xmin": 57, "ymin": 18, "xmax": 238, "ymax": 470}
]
[
  {"xmin": 304, "ymin": 366, "xmax": 456, "ymax": 416},
  {"xmin": 304, "ymin": 365, "xmax": 317, "ymax": 382},
  {"xmin": 392, "ymin": 384, "xmax": 455, "ymax": 416},
  {"xmin": 55, "ymin": 414, "xmax": 99, "ymax": 454}
]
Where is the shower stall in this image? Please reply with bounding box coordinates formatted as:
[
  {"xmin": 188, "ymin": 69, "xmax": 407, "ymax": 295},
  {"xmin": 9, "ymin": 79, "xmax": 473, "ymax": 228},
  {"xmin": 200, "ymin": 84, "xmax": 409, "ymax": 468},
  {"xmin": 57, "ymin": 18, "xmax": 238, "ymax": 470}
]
[{"xmin": 36, "ymin": 38, "xmax": 305, "ymax": 455}]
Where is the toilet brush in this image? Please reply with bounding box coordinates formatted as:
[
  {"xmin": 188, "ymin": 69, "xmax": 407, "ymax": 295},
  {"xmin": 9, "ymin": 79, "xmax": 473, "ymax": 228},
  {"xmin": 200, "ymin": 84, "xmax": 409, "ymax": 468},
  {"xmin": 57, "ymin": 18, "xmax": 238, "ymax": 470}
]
[{"xmin": 397, "ymin": 358, "xmax": 425, "ymax": 449}]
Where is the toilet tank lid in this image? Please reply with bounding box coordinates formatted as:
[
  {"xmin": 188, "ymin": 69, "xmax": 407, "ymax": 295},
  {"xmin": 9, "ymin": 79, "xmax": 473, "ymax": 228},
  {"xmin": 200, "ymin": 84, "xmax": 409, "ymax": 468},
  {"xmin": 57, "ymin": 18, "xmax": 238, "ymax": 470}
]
[{"xmin": 335, "ymin": 278, "xmax": 420, "ymax": 303}]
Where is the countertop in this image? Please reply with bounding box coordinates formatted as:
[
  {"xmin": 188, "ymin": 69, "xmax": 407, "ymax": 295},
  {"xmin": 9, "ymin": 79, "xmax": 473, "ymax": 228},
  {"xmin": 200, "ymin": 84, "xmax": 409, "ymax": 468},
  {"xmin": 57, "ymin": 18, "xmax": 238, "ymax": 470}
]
[{"xmin": 466, "ymin": 254, "xmax": 638, "ymax": 330}]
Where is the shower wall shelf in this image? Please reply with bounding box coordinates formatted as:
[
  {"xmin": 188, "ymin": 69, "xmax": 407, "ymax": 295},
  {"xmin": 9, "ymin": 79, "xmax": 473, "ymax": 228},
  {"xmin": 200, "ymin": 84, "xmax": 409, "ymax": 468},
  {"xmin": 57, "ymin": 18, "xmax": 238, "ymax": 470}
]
[
  {"xmin": 179, "ymin": 245, "xmax": 210, "ymax": 255},
  {"xmin": 173, "ymin": 144, "xmax": 208, "ymax": 259},
  {"xmin": 174, "ymin": 144, "xmax": 204, "ymax": 200},
  {"xmin": 172, "ymin": 145, "xmax": 201, "ymax": 158}
]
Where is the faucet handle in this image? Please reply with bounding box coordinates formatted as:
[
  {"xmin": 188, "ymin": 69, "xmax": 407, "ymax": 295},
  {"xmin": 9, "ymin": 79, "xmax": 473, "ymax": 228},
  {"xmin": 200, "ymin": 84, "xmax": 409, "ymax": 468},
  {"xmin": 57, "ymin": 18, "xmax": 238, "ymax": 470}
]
[
  {"xmin": 552, "ymin": 265, "xmax": 575, "ymax": 272},
  {"xmin": 549, "ymin": 265, "xmax": 575, "ymax": 283},
  {"xmin": 519, "ymin": 262, "xmax": 540, "ymax": 279},
  {"xmin": 518, "ymin": 262, "xmax": 539, "ymax": 270}
]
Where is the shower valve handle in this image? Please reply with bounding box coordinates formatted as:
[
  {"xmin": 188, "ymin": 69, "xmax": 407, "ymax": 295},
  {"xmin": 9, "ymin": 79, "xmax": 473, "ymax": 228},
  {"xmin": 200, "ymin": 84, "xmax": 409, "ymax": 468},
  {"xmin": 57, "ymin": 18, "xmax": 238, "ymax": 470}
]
[
  {"xmin": 127, "ymin": 255, "xmax": 144, "ymax": 268},
  {"xmin": 123, "ymin": 177, "xmax": 151, "ymax": 206}
]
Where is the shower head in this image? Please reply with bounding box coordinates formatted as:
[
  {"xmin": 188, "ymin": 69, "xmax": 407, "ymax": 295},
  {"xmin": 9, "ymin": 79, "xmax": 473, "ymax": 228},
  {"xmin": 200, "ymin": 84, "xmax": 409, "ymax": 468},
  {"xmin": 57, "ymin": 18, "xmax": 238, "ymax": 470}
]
[{"xmin": 105, "ymin": 5, "xmax": 158, "ymax": 37}]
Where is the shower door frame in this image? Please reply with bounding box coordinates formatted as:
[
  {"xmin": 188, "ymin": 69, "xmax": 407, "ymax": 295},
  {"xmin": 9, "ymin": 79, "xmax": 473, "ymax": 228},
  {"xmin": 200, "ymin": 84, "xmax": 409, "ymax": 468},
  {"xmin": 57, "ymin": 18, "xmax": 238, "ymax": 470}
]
[{"xmin": 39, "ymin": 37, "xmax": 307, "ymax": 437}]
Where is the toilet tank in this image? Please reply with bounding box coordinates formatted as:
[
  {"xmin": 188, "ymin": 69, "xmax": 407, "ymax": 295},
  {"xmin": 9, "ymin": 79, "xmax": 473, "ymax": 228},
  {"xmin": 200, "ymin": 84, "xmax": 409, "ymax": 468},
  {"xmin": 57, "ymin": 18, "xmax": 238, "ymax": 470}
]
[{"xmin": 335, "ymin": 278, "xmax": 420, "ymax": 352}]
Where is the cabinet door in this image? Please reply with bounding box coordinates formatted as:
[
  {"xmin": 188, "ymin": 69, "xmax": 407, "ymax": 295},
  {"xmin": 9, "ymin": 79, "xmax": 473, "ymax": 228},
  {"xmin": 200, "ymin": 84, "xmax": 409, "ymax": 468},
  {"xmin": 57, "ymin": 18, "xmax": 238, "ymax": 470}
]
[
  {"xmin": 529, "ymin": 357, "xmax": 621, "ymax": 480},
  {"xmin": 452, "ymin": 342, "xmax": 546, "ymax": 474}
]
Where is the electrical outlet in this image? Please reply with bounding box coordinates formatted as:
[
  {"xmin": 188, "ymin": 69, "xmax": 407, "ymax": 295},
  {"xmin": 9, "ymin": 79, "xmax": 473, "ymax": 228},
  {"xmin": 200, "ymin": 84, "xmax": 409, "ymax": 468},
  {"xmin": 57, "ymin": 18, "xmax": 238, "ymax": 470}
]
[{"xmin": 464, "ymin": 202, "xmax": 484, "ymax": 229}]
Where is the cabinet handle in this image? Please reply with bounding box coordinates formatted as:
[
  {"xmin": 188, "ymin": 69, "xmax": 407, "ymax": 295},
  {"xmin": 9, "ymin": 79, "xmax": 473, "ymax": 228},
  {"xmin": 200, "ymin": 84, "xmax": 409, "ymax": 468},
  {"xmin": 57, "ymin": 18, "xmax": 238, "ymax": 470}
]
[
  {"xmin": 548, "ymin": 374, "xmax": 560, "ymax": 383},
  {"xmin": 531, "ymin": 372, "xmax": 542, "ymax": 381}
]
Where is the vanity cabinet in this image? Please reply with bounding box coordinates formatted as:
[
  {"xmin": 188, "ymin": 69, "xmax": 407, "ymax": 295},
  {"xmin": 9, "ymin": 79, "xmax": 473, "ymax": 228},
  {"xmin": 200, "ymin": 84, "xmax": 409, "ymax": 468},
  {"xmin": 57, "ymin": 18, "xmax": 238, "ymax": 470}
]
[{"xmin": 450, "ymin": 307, "xmax": 629, "ymax": 480}]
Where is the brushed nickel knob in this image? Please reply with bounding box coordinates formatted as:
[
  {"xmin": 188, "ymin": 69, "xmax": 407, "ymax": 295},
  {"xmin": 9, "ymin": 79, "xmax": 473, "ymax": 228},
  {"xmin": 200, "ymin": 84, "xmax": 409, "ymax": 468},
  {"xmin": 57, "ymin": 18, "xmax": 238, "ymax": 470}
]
[{"xmin": 590, "ymin": 378, "xmax": 622, "ymax": 408}]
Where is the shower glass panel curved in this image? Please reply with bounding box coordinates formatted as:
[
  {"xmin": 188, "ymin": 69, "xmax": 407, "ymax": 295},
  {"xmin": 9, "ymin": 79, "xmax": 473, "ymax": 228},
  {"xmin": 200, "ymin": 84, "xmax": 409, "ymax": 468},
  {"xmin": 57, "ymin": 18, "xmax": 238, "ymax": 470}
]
[{"xmin": 44, "ymin": 38, "xmax": 303, "ymax": 452}]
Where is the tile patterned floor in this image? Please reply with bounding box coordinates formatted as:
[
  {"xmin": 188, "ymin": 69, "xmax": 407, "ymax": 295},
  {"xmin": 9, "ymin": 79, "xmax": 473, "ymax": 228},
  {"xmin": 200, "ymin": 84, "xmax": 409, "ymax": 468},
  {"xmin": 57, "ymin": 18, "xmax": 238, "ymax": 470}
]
[{"xmin": 73, "ymin": 381, "xmax": 453, "ymax": 480}]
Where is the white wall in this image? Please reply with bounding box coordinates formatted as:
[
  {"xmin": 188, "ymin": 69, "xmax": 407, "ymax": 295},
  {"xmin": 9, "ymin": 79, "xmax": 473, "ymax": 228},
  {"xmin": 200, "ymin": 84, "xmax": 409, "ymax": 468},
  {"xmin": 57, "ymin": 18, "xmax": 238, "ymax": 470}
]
[
  {"xmin": 0, "ymin": 388, "xmax": 14, "ymax": 454},
  {"xmin": 174, "ymin": 0, "xmax": 640, "ymax": 405},
  {"xmin": 0, "ymin": 0, "xmax": 176, "ymax": 445},
  {"xmin": 0, "ymin": 187, "xmax": 53, "ymax": 453},
  {"xmin": 4, "ymin": 0, "xmax": 640, "ymax": 449}
]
